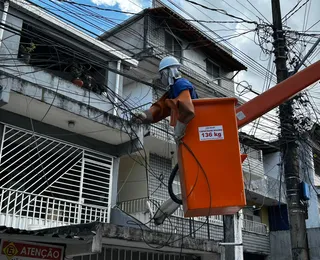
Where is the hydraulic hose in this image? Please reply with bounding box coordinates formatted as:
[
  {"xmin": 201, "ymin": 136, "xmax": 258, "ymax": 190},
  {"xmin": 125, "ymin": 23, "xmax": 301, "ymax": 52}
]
[{"xmin": 168, "ymin": 163, "xmax": 183, "ymax": 205}]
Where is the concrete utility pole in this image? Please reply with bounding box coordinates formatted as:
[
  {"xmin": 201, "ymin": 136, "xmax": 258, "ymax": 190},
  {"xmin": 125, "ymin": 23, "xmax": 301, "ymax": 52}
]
[
  {"xmin": 222, "ymin": 213, "xmax": 243, "ymax": 260},
  {"xmin": 271, "ymin": 0, "xmax": 309, "ymax": 259}
]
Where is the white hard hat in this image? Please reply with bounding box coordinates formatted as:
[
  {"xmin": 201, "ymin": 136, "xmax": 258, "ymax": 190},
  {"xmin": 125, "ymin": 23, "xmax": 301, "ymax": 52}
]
[{"xmin": 159, "ymin": 56, "xmax": 181, "ymax": 72}]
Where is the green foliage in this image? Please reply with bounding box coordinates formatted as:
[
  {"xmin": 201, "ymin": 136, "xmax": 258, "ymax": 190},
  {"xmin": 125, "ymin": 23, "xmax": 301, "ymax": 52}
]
[{"xmin": 20, "ymin": 42, "xmax": 36, "ymax": 54}]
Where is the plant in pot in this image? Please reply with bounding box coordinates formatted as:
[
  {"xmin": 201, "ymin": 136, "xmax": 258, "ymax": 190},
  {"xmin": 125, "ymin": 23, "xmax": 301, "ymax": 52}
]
[
  {"xmin": 20, "ymin": 42, "xmax": 36, "ymax": 64},
  {"xmin": 70, "ymin": 63, "xmax": 84, "ymax": 87}
]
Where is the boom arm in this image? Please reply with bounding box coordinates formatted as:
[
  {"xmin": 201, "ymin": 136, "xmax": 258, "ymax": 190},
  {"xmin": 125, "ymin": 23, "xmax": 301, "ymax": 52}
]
[{"xmin": 236, "ymin": 61, "xmax": 320, "ymax": 129}]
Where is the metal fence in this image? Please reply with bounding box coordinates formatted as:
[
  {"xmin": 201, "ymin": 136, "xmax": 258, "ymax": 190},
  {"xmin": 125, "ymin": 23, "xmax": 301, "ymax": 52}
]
[
  {"xmin": 242, "ymin": 219, "xmax": 269, "ymax": 235},
  {"xmin": 75, "ymin": 245, "xmax": 201, "ymax": 260},
  {"xmin": 0, "ymin": 124, "xmax": 113, "ymax": 229},
  {"xmin": 119, "ymin": 197, "xmax": 269, "ymax": 238},
  {"xmin": 0, "ymin": 187, "xmax": 108, "ymax": 230}
]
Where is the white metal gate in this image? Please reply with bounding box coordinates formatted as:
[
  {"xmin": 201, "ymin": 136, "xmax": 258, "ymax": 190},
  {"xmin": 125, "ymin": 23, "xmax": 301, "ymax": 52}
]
[
  {"xmin": 0, "ymin": 124, "xmax": 113, "ymax": 229},
  {"xmin": 75, "ymin": 246, "xmax": 200, "ymax": 260}
]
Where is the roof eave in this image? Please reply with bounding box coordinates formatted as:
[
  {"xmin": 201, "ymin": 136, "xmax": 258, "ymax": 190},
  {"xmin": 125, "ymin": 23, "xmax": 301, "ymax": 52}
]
[
  {"xmin": 148, "ymin": 7, "xmax": 247, "ymax": 71},
  {"xmin": 98, "ymin": 9, "xmax": 148, "ymax": 41}
]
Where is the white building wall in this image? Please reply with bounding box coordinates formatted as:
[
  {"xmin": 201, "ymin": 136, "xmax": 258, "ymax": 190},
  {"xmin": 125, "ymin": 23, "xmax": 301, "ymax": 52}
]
[
  {"xmin": 103, "ymin": 17, "xmax": 145, "ymax": 56},
  {"xmin": 264, "ymin": 148, "xmax": 320, "ymax": 229},
  {"xmin": 117, "ymin": 155, "xmax": 148, "ymax": 202},
  {"xmin": 263, "ymin": 152, "xmax": 281, "ymax": 179},
  {"xmin": 0, "ymin": 6, "xmax": 132, "ymax": 115},
  {"xmin": 123, "ymin": 82, "xmax": 153, "ymax": 109},
  {"xmin": 0, "ymin": 6, "xmax": 23, "ymax": 56},
  {"xmin": 299, "ymin": 141, "xmax": 320, "ymax": 228},
  {"xmin": 147, "ymin": 16, "xmax": 235, "ymax": 94}
]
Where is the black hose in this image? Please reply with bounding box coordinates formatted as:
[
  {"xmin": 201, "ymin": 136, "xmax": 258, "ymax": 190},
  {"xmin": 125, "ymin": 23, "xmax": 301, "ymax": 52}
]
[{"xmin": 168, "ymin": 163, "xmax": 183, "ymax": 205}]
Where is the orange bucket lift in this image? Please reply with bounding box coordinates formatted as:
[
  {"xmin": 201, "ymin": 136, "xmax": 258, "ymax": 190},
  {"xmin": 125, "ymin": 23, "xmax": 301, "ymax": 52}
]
[
  {"xmin": 178, "ymin": 98, "xmax": 246, "ymax": 217},
  {"xmin": 175, "ymin": 60, "xmax": 320, "ymax": 218}
]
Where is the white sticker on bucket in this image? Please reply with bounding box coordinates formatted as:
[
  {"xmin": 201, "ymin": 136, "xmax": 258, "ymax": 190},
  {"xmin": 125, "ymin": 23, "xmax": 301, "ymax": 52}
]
[
  {"xmin": 198, "ymin": 125, "xmax": 224, "ymax": 141},
  {"xmin": 236, "ymin": 111, "xmax": 246, "ymax": 120}
]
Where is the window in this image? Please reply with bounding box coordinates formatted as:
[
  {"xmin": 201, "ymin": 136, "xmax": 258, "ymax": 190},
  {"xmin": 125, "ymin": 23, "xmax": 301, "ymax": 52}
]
[
  {"xmin": 206, "ymin": 59, "xmax": 221, "ymax": 85},
  {"xmin": 165, "ymin": 31, "xmax": 182, "ymax": 61}
]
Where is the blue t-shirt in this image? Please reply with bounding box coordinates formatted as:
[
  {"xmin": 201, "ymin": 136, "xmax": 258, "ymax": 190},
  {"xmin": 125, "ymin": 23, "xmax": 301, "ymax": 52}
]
[{"xmin": 168, "ymin": 78, "xmax": 198, "ymax": 100}]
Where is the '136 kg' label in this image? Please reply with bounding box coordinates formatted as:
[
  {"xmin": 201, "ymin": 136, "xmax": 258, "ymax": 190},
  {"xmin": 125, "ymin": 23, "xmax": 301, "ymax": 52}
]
[{"xmin": 198, "ymin": 125, "xmax": 224, "ymax": 141}]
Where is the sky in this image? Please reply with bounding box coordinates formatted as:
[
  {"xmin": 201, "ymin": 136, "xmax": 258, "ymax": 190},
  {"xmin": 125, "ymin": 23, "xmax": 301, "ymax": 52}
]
[{"xmin": 31, "ymin": 0, "xmax": 320, "ymax": 141}]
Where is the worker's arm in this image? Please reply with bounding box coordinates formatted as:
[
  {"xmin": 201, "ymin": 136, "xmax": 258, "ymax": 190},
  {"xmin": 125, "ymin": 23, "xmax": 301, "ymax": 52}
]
[
  {"xmin": 142, "ymin": 91, "xmax": 171, "ymax": 123},
  {"xmin": 165, "ymin": 89, "xmax": 195, "ymax": 124},
  {"xmin": 165, "ymin": 89, "xmax": 195, "ymax": 143},
  {"xmin": 176, "ymin": 90, "xmax": 195, "ymax": 124}
]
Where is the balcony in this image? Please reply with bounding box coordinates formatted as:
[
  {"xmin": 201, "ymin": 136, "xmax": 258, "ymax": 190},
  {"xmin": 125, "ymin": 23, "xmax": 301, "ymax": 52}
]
[
  {"xmin": 241, "ymin": 145, "xmax": 265, "ymax": 180},
  {"xmin": 118, "ymin": 197, "xmax": 270, "ymax": 254},
  {"xmin": 0, "ymin": 11, "xmax": 142, "ymax": 149},
  {"xmin": 242, "ymin": 219, "xmax": 269, "ymax": 235},
  {"xmin": 0, "ymin": 188, "xmax": 108, "ymax": 230},
  {"xmin": 118, "ymin": 198, "xmax": 269, "ymax": 236},
  {"xmin": 246, "ymin": 175, "xmax": 286, "ymax": 205},
  {"xmin": 0, "ymin": 124, "xmax": 113, "ymax": 230}
]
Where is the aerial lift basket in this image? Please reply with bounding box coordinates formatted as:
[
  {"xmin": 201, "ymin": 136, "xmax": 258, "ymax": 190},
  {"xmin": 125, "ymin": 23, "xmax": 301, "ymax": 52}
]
[{"xmin": 178, "ymin": 97, "xmax": 246, "ymax": 217}]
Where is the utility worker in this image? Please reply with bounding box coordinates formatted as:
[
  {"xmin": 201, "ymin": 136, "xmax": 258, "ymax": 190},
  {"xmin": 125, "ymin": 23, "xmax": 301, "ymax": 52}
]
[{"xmin": 132, "ymin": 56, "xmax": 198, "ymax": 143}]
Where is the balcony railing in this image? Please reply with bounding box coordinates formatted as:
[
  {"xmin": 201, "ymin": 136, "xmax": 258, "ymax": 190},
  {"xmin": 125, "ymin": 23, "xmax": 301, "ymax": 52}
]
[
  {"xmin": 118, "ymin": 198, "xmax": 269, "ymax": 236},
  {"xmin": 119, "ymin": 197, "xmax": 149, "ymax": 214},
  {"xmin": 243, "ymin": 219, "xmax": 269, "ymax": 235},
  {"xmin": 0, "ymin": 124, "xmax": 113, "ymax": 230},
  {"xmin": 0, "ymin": 188, "xmax": 108, "ymax": 230}
]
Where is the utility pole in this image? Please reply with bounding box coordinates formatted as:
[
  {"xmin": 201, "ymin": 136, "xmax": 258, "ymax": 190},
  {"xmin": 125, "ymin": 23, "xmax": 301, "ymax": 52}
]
[{"xmin": 271, "ymin": 0, "xmax": 309, "ymax": 259}]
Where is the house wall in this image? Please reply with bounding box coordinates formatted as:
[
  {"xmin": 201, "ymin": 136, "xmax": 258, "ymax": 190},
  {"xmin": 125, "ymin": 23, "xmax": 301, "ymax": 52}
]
[
  {"xmin": 118, "ymin": 155, "xmax": 148, "ymax": 202},
  {"xmin": 101, "ymin": 14, "xmax": 237, "ymax": 102},
  {"xmin": 308, "ymin": 228, "xmax": 320, "ymax": 259},
  {"xmin": 261, "ymin": 206, "xmax": 269, "ymax": 227},
  {"xmin": 123, "ymin": 82, "xmax": 153, "ymax": 110},
  {"xmin": 0, "ymin": 7, "xmax": 130, "ymax": 115},
  {"xmin": 264, "ymin": 146, "xmax": 320, "ymax": 229},
  {"xmin": 263, "ymin": 152, "xmax": 281, "ymax": 179},
  {"xmin": 269, "ymin": 230, "xmax": 292, "ymax": 260},
  {"xmin": 102, "ymin": 17, "xmax": 145, "ymax": 56},
  {"xmin": 148, "ymin": 153, "xmax": 173, "ymax": 201},
  {"xmin": 299, "ymin": 140, "xmax": 320, "ymax": 229},
  {"xmin": 269, "ymin": 228, "xmax": 320, "ymax": 260},
  {"xmin": 243, "ymin": 202, "xmax": 269, "ymax": 228},
  {"xmin": 0, "ymin": 6, "xmax": 23, "ymax": 56},
  {"xmin": 147, "ymin": 16, "xmax": 235, "ymax": 94},
  {"xmin": 243, "ymin": 231, "xmax": 270, "ymax": 255}
]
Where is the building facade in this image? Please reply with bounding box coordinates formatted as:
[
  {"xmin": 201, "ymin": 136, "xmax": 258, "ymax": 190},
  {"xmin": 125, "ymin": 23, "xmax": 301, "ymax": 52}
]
[
  {"xmin": 0, "ymin": 1, "xmax": 227, "ymax": 260},
  {"xmin": 3, "ymin": 1, "xmax": 317, "ymax": 259},
  {"xmin": 99, "ymin": 4, "xmax": 289, "ymax": 260}
]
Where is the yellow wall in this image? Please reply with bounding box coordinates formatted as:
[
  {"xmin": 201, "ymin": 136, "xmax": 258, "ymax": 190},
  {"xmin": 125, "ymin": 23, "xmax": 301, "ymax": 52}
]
[
  {"xmin": 260, "ymin": 206, "xmax": 269, "ymax": 227},
  {"xmin": 245, "ymin": 201, "xmax": 269, "ymax": 228}
]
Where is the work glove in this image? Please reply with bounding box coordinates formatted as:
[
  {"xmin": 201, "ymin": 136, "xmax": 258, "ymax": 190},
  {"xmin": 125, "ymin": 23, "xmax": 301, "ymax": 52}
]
[
  {"xmin": 131, "ymin": 111, "xmax": 152, "ymax": 124},
  {"xmin": 174, "ymin": 120, "xmax": 187, "ymax": 144}
]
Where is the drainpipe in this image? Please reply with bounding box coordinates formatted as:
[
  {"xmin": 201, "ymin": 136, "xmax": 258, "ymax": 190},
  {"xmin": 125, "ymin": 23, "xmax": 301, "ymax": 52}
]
[
  {"xmin": 0, "ymin": 0, "xmax": 10, "ymax": 49},
  {"xmin": 113, "ymin": 60, "xmax": 122, "ymax": 116}
]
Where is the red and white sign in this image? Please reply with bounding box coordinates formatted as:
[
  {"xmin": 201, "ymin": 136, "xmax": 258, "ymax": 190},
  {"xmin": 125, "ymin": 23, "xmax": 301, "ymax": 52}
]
[
  {"xmin": 198, "ymin": 125, "xmax": 224, "ymax": 141},
  {"xmin": 0, "ymin": 240, "xmax": 64, "ymax": 260}
]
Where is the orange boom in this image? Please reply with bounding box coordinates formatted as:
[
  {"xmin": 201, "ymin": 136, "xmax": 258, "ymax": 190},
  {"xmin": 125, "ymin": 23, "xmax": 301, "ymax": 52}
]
[
  {"xmin": 178, "ymin": 60, "xmax": 320, "ymax": 217},
  {"xmin": 145, "ymin": 61, "xmax": 320, "ymax": 217}
]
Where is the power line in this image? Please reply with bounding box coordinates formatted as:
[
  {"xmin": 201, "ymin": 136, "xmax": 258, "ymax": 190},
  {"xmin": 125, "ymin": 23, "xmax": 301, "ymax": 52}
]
[
  {"xmin": 283, "ymin": 0, "xmax": 310, "ymax": 23},
  {"xmin": 184, "ymin": 0, "xmax": 265, "ymax": 26}
]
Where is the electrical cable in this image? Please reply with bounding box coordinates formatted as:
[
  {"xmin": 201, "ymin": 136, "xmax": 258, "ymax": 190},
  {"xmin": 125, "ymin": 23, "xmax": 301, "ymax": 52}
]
[
  {"xmin": 168, "ymin": 163, "xmax": 182, "ymax": 204},
  {"xmin": 5, "ymin": 0, "xmax": 320, "ymax": 246}
]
